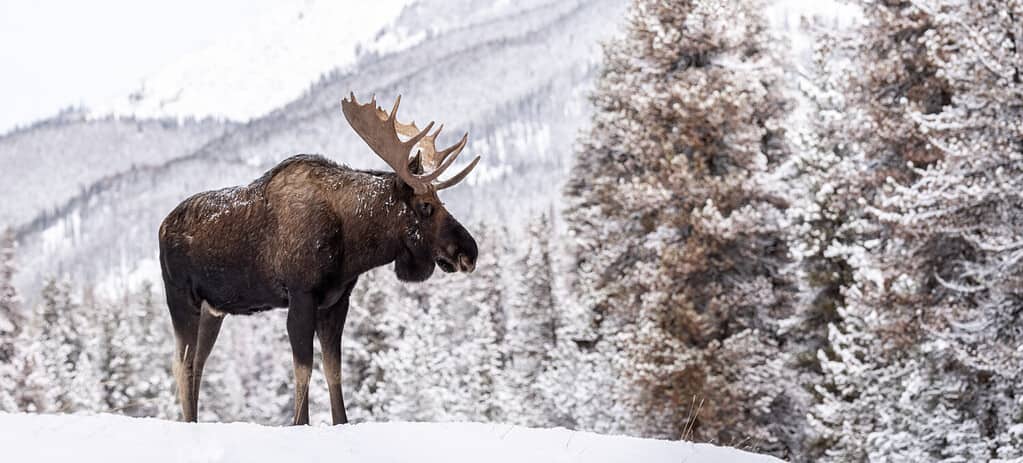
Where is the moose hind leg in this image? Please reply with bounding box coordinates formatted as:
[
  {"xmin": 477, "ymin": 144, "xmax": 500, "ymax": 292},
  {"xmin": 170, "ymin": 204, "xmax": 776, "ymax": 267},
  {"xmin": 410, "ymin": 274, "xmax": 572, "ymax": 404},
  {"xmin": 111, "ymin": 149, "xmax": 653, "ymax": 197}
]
[
  {"xmin": 167, "ymin": 288, "xmax": 200, "ymax": 422},
  {"xmin": 287, "ymin": 293, "xmax": 317, "ymax": 425},
  {"xmin": 190, "ymin": 303, "xmax": 224, "ymax": 419}
]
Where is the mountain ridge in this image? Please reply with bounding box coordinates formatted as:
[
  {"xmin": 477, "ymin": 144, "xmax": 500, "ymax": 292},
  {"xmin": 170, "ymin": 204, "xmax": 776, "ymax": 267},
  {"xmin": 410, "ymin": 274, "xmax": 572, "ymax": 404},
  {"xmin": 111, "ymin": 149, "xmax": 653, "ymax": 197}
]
[{"xmin": 4, "ymin": 0, "xmax": 628, "ymax": 302}]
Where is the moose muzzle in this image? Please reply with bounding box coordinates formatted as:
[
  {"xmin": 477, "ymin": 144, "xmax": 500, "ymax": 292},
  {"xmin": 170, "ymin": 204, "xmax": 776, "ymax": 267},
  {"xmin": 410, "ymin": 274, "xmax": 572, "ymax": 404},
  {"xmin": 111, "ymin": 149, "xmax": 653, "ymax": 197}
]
[{"xmin": 436, "ymin": 218, "xmax": 478, "ymax": 274}]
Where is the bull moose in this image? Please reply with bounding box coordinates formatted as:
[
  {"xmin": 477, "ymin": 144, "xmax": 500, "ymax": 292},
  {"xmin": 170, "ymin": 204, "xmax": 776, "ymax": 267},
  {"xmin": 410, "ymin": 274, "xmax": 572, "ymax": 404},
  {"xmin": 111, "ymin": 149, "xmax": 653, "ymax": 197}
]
[{"xmin": 158, "ymin": 94, "xmax": 480, "ymax": 425}]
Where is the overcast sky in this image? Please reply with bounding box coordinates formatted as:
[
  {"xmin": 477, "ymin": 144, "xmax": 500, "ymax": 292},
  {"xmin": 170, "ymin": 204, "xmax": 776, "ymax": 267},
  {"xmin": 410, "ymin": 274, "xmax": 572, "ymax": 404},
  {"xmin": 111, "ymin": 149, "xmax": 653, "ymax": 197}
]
[
  {"xmin": 0, "ymin": 0, "xmax": 276, "ymax": 134},
  {"xmin": 0, "ymin": 0, "xmax": 853, "ymax": 136}
]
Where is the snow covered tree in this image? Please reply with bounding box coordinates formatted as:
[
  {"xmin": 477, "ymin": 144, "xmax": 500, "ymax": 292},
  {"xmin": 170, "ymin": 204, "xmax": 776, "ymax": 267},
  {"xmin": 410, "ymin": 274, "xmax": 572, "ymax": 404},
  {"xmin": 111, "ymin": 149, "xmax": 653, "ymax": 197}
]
[
  {"xmin": 786, "ymin": 22, "xmax": 889, "ymax": 461},
  {"xmin": 229, "ymin": 311, "xmax": 295, "ymax": 424},
  {"xmin": 562, "ymin": 0, "xmax": 801, "ymax": 455},
  {"xmin": 445, "ymin": 224, "xmax": 507, "ymax": 422},
  {"xmin": 345, "ymin": 267, "xmax": 403, "ymax": 421},
  {"xmin": 0, "ymin": 228, "xmax": 23, "ymax": 411},
  {"xmin": 356, "ymin": 224, "xmax": 507, "ymax": 423},
  {"xmin": 501, "ymin": 213, "xmax": 558, "ymax": 426},
  {"xmin": 0, "ymin": 228, "xmax": 19, "ymax": 355},
  {"xmin": 97, "ymin": 293, "xmax": 136, "ymax": 414},
  {"xmin": 27, "ymin": 277, "xmax": 103, "ymax": 413},
  {"xmin": 97, "ymin": 281, "xmax": 176, "ymax": 417},
  {"xmin": 811, "ymin": 1, "xmax": 1023, "ymax": 460},
  {"xmin": 368, "ymin": 283, "xmax": 458, "ymax": 421},
  {"xmin": 785, "ymin": 22, "xmax": 864, "ymax": 358}
]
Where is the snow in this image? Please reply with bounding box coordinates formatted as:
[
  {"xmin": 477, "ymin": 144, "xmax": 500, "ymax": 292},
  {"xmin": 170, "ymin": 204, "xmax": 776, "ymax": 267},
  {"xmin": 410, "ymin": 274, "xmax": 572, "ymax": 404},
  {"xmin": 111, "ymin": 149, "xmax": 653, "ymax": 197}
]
[
  {"xmin": 0, "ymin": 413, "xmax": 781, "ymax": 463},
  {"xmin": 97, "ymin": 0, "xmax": 417, "ymax": 122}
]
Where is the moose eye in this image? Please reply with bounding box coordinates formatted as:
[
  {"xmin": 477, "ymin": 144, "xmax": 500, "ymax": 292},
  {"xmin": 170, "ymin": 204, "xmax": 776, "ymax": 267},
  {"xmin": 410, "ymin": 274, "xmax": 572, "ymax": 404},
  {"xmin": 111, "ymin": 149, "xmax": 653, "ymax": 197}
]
[{"xmin": 417, "ymin": 202, "xmax": 434, "ymax": 218}]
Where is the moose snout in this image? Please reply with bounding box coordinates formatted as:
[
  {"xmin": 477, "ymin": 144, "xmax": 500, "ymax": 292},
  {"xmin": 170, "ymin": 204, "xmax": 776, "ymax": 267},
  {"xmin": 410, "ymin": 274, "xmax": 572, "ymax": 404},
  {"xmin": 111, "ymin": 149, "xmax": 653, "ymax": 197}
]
[
  {"xmin": 438, "ymin": 243, "xmax": 476, "ymax": 273},
  {"xmin": 439, "ymin": 219, "xmax": 477, "ymax": 273},
  {"xmin": 458, "ymin": 254, "xmax": 476, "ymax": 273}
]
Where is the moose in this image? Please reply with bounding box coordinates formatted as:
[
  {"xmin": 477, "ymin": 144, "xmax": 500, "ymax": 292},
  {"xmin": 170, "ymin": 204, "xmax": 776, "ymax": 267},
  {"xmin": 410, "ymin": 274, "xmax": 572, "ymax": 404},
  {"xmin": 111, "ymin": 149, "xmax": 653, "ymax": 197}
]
[{"xmin": 158, "ymin": 93, "xmax": 480, "ymax": 425}]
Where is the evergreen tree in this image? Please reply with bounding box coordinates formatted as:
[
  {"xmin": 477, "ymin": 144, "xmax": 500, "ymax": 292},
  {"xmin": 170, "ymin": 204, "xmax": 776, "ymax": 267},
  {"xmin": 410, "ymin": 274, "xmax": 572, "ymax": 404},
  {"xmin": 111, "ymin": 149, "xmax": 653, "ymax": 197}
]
[
  {"xmin": 370, "ymin": 225, "xmax": 503, "ymax": 422},
  {"xmin": 0, "ymin": 228, "xmax": 23, "ymax": 411},
  {"xmin": 98, "ymin": 293, "xmax": 135, "ymax": 413},
  {"xmin": 345, "ymin": 267, "xmax": 403, "ymax": 421},
  {"xmin": 563, "ymin": 0, "xmax": 800, "ymax": 455},
  {"xmin": 370, "ymin": 283, "xmax": 456, "ymax": 421},
  {"xmin": 97, "ymin": 282, "xmax": 176, "ymax": 417},
  {"xmin": 29, "ymin": 277, "xmax": 103, "ymax": 413},
  {"xmin": 231, "ymin": 310, "xmax": 295, "ymax": 424},
  {"xmin": 445, "ymin": 224, "xmax": 506, "ymax": 422},
  {"xmin": 811, "ymin": 1, "xmax": 1022, "ymax": 460},
  {"xmin": 502, "ymin": 214, "xmax": 558, "ymax": 425}
]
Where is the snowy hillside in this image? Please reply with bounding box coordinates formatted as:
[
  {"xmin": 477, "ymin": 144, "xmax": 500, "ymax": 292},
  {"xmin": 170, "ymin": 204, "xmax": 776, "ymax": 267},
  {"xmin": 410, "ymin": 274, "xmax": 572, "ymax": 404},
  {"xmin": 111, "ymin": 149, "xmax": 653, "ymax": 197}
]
[
  {"xmin": 0, "ymin": 413, "xmax": 781, "ymax": 463},
  {"xmin": 98, "ymin": 0, "xmax": 568, "ymax": 123},
  {"xmin": 99, "ymin": 0, "xmax": 416, "ymax": 121},
  {"xmin": 0, "ymin": 115, "xmax": 233, "ymax": 227},
  {"xmin": 3, "ymin": 0, "xmax": 627, "ymax": 300}
]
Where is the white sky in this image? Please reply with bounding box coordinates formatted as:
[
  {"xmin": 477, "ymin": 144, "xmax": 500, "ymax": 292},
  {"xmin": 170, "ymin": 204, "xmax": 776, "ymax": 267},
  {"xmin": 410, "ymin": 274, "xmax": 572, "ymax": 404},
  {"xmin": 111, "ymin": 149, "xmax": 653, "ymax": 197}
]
[
  {"xmin": 0, "ymin": 0, "xmax": 854, "ymax": 136},
  {"xmin": 0, "ymin": 0, "xmax": 277, "ymax": 134}
]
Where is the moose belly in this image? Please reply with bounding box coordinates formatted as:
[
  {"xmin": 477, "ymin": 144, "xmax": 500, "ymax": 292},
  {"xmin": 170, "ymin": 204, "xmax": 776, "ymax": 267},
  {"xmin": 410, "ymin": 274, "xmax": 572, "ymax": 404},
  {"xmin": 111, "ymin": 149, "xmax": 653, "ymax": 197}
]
[{"xmin": 196, "ymin": 268, "xmax": 288, "ymax": 316}]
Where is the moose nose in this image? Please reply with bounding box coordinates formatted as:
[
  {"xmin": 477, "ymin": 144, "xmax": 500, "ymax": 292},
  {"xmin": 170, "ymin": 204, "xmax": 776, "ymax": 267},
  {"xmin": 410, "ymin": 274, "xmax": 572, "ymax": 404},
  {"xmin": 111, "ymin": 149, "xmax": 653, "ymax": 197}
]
[{"xmin": 458, "ymin": 254, "xmax": 476, "ymax": 273}]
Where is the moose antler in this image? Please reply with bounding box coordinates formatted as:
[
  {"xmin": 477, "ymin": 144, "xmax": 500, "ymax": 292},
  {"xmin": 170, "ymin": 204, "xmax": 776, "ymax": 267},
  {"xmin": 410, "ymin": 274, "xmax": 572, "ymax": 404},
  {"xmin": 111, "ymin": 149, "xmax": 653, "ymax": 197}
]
[{"xmin": 341, "ymin": 93, "xmax": 480, "ymax": 194}]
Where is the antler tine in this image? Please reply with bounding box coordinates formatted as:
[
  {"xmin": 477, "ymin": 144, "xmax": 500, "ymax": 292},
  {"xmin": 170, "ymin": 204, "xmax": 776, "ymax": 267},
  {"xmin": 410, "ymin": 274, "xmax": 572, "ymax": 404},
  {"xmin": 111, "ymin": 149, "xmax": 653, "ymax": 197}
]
[
  {"xmin": 435, "ymin": 156, "xmax": 481, "ymax": 191},
  {"xmin": 415, "ymin": 139, "xmax": 466, "ymax": 183},
  {"xmin": 388, "ymin": 95, "xmax": 400, "ymax": 121},
  {"xmin": 432, "ymin": 132, "xmax": 468, "ymax": 168},
  {"xmin": 404, "ymin": 121, "xmax": 435, "ymax": 149}
]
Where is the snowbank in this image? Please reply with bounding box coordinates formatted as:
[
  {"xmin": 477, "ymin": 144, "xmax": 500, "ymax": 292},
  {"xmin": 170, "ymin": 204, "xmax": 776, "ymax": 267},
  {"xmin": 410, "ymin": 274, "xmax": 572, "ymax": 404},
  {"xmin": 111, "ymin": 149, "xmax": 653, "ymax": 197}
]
[{"xmin": 0, "ymin": 413, "xmax": 781, "ymax": 463}]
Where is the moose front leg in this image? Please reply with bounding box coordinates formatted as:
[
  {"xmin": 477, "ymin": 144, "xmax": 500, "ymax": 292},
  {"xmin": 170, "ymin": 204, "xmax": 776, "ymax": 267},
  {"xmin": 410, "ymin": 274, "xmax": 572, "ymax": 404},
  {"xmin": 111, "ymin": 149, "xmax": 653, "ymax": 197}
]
[
  {"xmin": 316, "ymin": 279, "xmax": 356, "ymax": 425},
  {"xmin": 287, "ymin": 292, "xmax": 317, "ymax": 425}
]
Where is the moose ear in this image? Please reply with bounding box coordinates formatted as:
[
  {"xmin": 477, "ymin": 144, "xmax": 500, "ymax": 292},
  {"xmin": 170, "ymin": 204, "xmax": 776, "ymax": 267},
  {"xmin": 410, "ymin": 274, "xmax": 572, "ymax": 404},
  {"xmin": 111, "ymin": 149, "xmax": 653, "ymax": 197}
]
[{"xmin": 408, "ymin": 151, "xmax": 424, "ymax": 175}]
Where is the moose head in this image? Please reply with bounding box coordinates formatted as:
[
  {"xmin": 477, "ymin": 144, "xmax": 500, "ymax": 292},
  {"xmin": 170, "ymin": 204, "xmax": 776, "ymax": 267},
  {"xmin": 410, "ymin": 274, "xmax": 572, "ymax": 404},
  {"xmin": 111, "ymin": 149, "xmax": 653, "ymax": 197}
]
[{"xmin": 341, "ymin": 93, "xmax": 480, "ymax": 282}]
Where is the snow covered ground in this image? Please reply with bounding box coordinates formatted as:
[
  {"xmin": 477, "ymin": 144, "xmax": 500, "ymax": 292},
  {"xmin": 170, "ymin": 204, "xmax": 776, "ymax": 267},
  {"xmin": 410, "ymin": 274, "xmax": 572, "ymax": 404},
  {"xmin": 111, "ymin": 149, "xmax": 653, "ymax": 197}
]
[{"xmin": 0, "ymin": 413, "xmax": 781, "ymax": 463}]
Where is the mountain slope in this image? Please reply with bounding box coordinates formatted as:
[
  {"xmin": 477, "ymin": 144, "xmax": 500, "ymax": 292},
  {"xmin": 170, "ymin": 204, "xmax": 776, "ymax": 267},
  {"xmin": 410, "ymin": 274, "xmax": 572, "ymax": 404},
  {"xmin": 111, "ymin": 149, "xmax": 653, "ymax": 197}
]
[
  {"xmin": 98, "ymin": 0, "xmax": 416, "ymax": 122},
  {"xmin": 97, "ymin": 0, "xmax": 576, "ymax": 124},
  {"xmin": 6, "ymin": 0, "xmax": 627, "ymax": 300},
  {"xmin": 0, "ymin": 115, "xmax": 232, "ymax": 227}
]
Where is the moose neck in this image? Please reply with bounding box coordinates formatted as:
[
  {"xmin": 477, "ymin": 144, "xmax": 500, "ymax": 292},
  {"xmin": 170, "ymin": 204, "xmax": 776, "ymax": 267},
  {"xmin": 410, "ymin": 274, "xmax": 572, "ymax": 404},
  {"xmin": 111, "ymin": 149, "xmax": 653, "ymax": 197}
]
[{"xmin": 330, "ymin": 171, "xmax": 412, "ymax": 277}]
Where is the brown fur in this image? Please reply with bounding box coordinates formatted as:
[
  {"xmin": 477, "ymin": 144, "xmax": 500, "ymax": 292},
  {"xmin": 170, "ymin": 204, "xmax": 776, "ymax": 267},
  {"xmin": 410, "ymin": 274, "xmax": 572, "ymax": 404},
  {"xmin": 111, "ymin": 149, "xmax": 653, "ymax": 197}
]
[{"xmin": 159, "ymin": 154, "xmax": 478, "ymax": 425}]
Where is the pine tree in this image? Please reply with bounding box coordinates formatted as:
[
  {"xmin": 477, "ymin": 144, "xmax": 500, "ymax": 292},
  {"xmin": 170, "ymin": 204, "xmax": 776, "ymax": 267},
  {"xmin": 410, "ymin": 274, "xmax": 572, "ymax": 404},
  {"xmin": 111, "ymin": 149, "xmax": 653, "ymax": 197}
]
[
  {"xmin": 811, "ymin": 1, "xmax": 1023, "ymax": 460},
  {"xmin": 98, "ymin": 293, "xmax": 135, "ymax": 413},
  {"xmin": 345, "ymin": 267, "xmax": 403, "ymax": 421},
  {"xmin": 134, "ymin": 281, "xmax": 178, "ymax": 419},
  {"xmin": 352, "ymin": 224, "xmax": 509, "ymax": 423},
  {"xmin": 231, "ymin": 310, "xmax": 293, "ymax": 424},
  {"xmin": 445, "ymin": 224, "xmax": 506, "ymax": 422},
  {"xmin": 563, "ymin": 0, "xmax": 800, "ymax": 455},
  {"xmin": 370, "ymin": 283, "xmax": 457, "ymax": 421},
  {"xmin": 29, "ymin": 277, "xmax": 103, "ymax": 413},
  {"xmin": 503, "ymin": 214, "xmax": 558, "ymax": 425},
  {"xmin": 97, "ymin": 281, "xmax": 176, "ymax": 417},
  {"xmin": 0, "ymin": 228, "xmax": 23, "ymax": 411}
]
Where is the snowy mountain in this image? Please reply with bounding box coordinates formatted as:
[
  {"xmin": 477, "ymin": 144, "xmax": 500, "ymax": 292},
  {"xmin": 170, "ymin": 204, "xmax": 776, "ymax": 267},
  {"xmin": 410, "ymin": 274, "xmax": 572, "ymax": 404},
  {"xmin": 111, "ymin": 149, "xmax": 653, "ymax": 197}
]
[
  {"xmin": 96, "ymin": 0, "xmax": 575, "ymax": 123},
  {"xmin": 97, "ymin": 0, "xmax": 417, "ymax": 121},
  {"xmin": 1, "ymin": 0, "xmax": 628, "ymax": 300},
  {"xmin": 0, "ymin": 413, "xmax": 782, "ymax": 463}
]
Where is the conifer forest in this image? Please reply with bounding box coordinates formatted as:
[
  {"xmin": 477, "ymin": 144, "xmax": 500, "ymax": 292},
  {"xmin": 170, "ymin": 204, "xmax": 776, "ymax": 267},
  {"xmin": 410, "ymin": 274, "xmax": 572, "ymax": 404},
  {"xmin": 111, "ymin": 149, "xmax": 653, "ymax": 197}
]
[{"xmin": 1, "ymin": 0, "xmax": 1021, "ymax": 461}]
